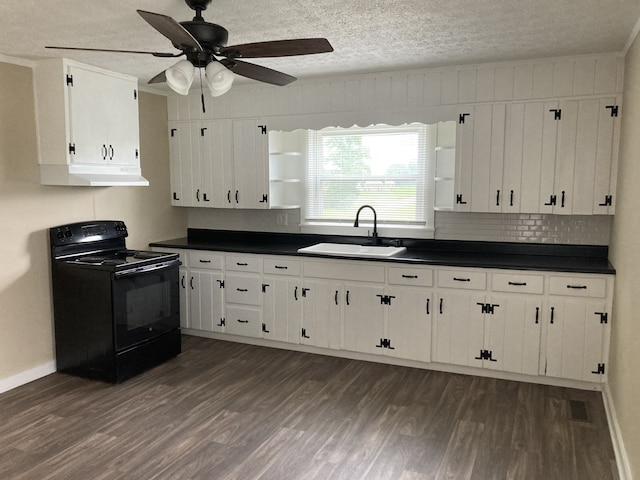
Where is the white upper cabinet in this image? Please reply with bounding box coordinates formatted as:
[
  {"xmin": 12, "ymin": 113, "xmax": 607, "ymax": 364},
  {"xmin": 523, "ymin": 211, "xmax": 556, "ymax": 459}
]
[{"xmin": 34, "ymin": 58, "xmax": 146, "ymax": 186}]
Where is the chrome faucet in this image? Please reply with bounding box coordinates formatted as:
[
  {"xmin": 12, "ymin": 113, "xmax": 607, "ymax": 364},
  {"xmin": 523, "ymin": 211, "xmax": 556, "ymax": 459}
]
[{"xmin": 354, "ymin": 205, "xmax": 380, "ymax": 245}]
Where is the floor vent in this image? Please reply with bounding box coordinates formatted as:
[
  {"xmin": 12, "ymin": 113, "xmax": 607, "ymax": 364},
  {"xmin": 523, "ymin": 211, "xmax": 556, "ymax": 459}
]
[{"xmin": 569, "ymin": 400, "xmax": 590, "ymax": 423}]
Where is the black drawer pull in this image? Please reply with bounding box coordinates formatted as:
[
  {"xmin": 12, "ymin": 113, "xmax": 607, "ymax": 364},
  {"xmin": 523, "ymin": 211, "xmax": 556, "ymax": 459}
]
[
  {"xmin": 346, "ymin": 290, "xmax": 350, "ymax": 306},
  {"xmin": 236, "ymin": 288, "xmax": 248, "ymax": 292},
  {"xmin": 567, "ymin": 285, "xmax": 587, "ymax": 290},
  {"xmin": 402, "ymin": 274, "xmax": 418, "ymax": 279},
  {"xmin": 508, "ymin": 281, "xmax": 527, "ymax": 286},
  {"xmin": 550, "ymin": 306, "xmax": 555, "ymax": 324},
  {"xmin": 439, "ymin": 298, "xmax": 443, "ymax": 314},
  {"xmin": 496, "ymin": 189, "xmax": 500, "ymax": 206},
  {"xmin": 453, "ymin": 277, "xmax": 471, "ymax": 282},
  {"xmin": 190, "ymin": 277, "xmax": 194, "ymax": 289},
  {"xmin": 237, "ymin": 319, "xmax": 249, "ymax": 324},
  {"xmin": 236, "ymin": 262, "xmax": 248, "ymax": 266},
  {"xmin": 199, "ymin": 259, "xmax": 211, "ymax": 263},
  {"xmin": 426, "ymin": 298, "xmax": 430, "ymax": 315},
  {"xmin": 334, "ymin": 290, "xmax": 339, "ymax": 305},
  {"xmin": 275, "ymin": 265, "xmax": 288, "ymax": 269},
  {"xmin": 181, "ymin": 276, "xmax": 185, "ymax": 288},
  {"xmin": 535, "ymin": 307, "xmax": 539, "ymax": 324}
]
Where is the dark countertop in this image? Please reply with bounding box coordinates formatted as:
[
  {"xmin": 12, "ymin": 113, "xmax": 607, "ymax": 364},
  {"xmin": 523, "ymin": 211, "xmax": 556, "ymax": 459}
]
[{"xmin": 150, "ymin": 229, "xmax": 616, "ymax": 275}]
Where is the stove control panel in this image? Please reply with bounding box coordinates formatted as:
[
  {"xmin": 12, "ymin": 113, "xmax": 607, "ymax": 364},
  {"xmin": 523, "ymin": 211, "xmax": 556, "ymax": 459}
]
[{"xmin": 50, "ymin": 221, "xmax": 128, "ymax": 246}]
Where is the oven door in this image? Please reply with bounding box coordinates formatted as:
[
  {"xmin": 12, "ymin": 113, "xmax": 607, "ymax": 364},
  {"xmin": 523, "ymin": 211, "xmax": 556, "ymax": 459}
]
[{"xmin": 112, "ymin": 260, "xmax": 180, "ymax": 352}]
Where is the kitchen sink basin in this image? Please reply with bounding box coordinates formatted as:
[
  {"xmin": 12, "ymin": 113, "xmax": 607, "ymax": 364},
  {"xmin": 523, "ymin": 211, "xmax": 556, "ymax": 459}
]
[{"xmin": 297, "ymin": 242, "xmax": 407, "ymax": 258}]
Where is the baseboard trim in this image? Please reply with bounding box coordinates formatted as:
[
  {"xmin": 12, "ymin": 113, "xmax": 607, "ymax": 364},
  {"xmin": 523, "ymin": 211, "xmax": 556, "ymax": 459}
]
[
  {"xmin": 603, "ymin": 383, "xmax": 633, "ymax": 480},
  {"xmin": 0, "ymin": 362, "xmax": 56, "ymax": 395}
]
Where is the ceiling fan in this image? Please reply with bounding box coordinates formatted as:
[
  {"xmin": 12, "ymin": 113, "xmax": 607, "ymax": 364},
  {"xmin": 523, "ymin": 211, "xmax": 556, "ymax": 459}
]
[{"xmin": 46, "ymin": 0, "xmax": 333, "ymax": 97}]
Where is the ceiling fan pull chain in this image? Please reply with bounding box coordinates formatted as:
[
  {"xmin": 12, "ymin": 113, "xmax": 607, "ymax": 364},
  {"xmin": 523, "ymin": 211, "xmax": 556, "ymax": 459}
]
[{"xmin": 199, "ymin": 68, "xmax": 206, "ymax": 114}]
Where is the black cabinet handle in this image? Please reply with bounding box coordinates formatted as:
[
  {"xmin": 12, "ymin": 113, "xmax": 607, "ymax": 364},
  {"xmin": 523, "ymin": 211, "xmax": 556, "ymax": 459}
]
[
  {"xmin": 102, "ymin": 144, "xmax": 108, "ymax": 160},
  {"xmin": 189, "ymin": 277, "xmax": 194, "ymax": 289},
  {"xmin": 181, "ymin": 276, "xmax": 185, "ymax": 288},
  {"xmin": 496, "ymin": 190, "xmax": 500, "ymax": 206},
  {"xmin": 294, "ymin": 286, "xmax": 298, "ymax": 301},
  {"xmin": 275, "ymin": 265, "xmax": 288, "ymax": 270},
  {"xmin": 426, "ymin": 298, "xmax": 430, "ymax": 315},
  {"xmin": 561, "ymin": 191, "xmax": 565, "ymax": 208},
  {"xmin": 108, "ymin": 145, "xmax": 114, "ymax": 160},
  {"xmin": 235, "ymin": 190, "xmax": 239, "ymax": 203},
  {"xmin": 227, "ymin": 190, "xmax": 231, "ymax": 203},
  {"xmin": 346, "ymin": 290, "xmax": 350, "ymax": 306},
  {"xmin": 334, "ymin": 290, "xmax": 339, "ymax": 305},
  {"xmin": 439, "ymin": 298, "xmax": 443, "ymax": 314},
  {"xmin": 237, "ymin": 319, "xmax": 249, "ymax": 324},
  {"xmin": 510, "ymin": 190, "xmax": 514, "ymax": 207},
  {"xmin": 567, "ymin": 285, "xmax": 587, "ymax": 290},
  {"xmin": 236, "ymin": 262, "xmax": 248, "ymax": 266},
  {"xmin": 236, "ymin": 288, "xmax": 248, "ymax": 292},
  {"xmin": 508, "ymin": 281, "xmax": 527, "ymax": 286},
  {"xmin": 535, "ymin": 307, "xmax": 539, "ymax": 324},
  {"xmin": 550, "ymin": 306, "xmax": 555, "ymax": 324},
  {"xmin": 196, "ymin": 189, "xmax": 200, "ymax": 202},
  {"xmin": 199, "ymin": 259, "xmax": 211, "ymax": 263},
  {"xmin": 402, "ymin": 274, "xmax": 418, "ymax": 279},
  {"xmin": 453, "ymin": 277, "xmax": 471, "ymax": 282}
]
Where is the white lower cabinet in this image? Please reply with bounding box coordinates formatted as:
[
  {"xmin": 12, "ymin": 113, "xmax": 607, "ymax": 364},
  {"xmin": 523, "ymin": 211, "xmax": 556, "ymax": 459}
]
[
  {"xmin": 299, "ymin": 280, "xmax": 341, "ymax": 349},
  {"xmin": 262, "ymin": 276, "xmax": 301, "ymax": 343},
  {"xmin": 162, "ymin": 248, "xmax": 612, "ymax": 387},
  {"xmin": 544, "ymin": 299, "xmax": 609, "ymax": 382}
]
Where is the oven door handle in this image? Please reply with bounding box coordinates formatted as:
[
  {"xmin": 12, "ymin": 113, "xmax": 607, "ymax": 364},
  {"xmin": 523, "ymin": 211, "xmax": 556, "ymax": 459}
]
[{"xmin": 114, "ymin": 260, "xmax": 180, "ymax": 278}]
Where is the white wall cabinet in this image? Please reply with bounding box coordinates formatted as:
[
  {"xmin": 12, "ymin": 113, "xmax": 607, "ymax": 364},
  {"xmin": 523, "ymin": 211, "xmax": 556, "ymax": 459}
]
[
  {"xmin": 34, "ymin": 58, "xmax": 145, "ymax": 186},
  {"xmin": 167, "ymin": 119, "xmax": 269, "ymax": 209}
]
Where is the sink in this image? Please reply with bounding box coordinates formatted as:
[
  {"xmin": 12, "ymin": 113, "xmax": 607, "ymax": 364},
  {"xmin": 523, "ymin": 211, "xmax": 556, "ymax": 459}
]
[{"xmin": 297, "ymin": 242, "xmax": 407, "ymax": 258}]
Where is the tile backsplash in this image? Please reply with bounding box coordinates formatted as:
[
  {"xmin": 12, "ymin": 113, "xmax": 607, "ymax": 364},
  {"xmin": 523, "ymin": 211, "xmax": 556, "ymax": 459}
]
[
  {"xmin": 188, "ymin": 209, "xmax": 611, "ymax": 246},
  {"xmin": 434, "ymin": 212, "xmax": 611, "ymax": 245}
]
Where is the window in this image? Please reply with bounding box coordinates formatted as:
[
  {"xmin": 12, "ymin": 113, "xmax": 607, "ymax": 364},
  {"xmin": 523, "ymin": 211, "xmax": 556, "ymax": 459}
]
[{"xmin": 303, "ymin": 123, "xmax": 437, "ymax": 236}]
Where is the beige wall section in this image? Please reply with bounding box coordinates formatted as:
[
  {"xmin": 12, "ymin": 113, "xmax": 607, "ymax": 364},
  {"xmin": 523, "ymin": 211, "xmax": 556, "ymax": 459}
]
[
  {"xmin": 609, "ymin": 34, "xmax": 640, "ymax": 478},
  {"xmin": 0, "ymin": 62, "xmax": 187, "ymax": 382}
]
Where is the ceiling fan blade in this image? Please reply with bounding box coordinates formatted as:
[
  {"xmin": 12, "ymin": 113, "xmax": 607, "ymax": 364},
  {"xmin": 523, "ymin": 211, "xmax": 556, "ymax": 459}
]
[
  {"xmin": 220, "ymin": 38, "xmax": 333, "ymax": 58},
  {"xmin": 137, "ymin": 10, "xmax": 203, "ymax": 52},
  {"xmin": 45, "ymin": 46, "xmax": 181, "ymax": 58},
  {"xmin": 221, "ymin": 59, "xmax": 296, "ymax": 86},
  {"xmin": 148, "ymin": 70, "xmax": 167, "ymax": 84}
]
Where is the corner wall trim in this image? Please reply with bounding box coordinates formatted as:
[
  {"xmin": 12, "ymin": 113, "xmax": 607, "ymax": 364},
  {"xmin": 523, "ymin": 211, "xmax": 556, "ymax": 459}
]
[
  {"xmin": 603, "ymin": 383, "xmax": 633, "ymax": 480},
  {"xmin": 0, "ymin": 362, "xmax": 56, "ymax": 395}
]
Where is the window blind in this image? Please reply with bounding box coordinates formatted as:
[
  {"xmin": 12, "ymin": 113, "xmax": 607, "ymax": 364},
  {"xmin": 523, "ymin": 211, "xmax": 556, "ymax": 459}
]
[{"xmin": 304, "ymin": 123, "xmax": 435, "ymax": 227}]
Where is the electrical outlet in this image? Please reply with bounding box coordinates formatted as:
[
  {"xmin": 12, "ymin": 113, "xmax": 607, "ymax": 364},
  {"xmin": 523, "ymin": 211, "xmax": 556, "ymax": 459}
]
[{"xmin": 276, "ymin": 213, "xmax": 288, "ymax": 225}]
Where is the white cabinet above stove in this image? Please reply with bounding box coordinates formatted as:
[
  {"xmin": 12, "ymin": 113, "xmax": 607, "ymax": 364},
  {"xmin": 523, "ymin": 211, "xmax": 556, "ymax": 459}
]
[{"xmin": 34, "ymin": 58, "xmax": 148, "ymax": 186}]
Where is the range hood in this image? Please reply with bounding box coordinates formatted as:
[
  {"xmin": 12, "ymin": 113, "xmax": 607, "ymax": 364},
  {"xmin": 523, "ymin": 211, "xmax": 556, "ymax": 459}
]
[{"xmin": 40, "ymin": 165, "xmax": 149, "ymax": 187}]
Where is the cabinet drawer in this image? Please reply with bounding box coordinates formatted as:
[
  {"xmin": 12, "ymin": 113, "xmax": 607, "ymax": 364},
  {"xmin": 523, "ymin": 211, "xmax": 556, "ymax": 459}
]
[
  {"xmin": 303, "ymin": 260, "xmax": 385, "ymax": 283},
  {"xmin": 388, "ymin": 267, "xmax": 433, "ymax": 287},
  {"xmin": 264, "ymin": 258, "xmax": 301, "ymax": 276},
  {"xmin": 549, "ymin": 276, "xmax": 607, "ymax": 298},
  {"xmin": 225, "ymin": 274, "xmax": 261, "ymax": 305},
  {"xmin": 225, "ymin": 255, "xmax": 262, "ymax": 273},
  {"xmin": 189, "ymin": 252, "xmax": 223, "ymax": 270},
  {"xmin": 437, "ymin": 270, "xmax": 487, "ymax": 290},
  {"xmin": 225, "ymin": 306, "xmax": 261, "ymax": 338},
  {"xmin": 492, "ymin": 273, "xmax": 544, "ymax": 294}
]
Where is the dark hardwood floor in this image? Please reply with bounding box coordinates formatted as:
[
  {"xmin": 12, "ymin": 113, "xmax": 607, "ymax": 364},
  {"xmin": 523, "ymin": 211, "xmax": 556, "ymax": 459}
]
[{"xmin": 0, "ymin": 336, "xmax": 618, "ymax": 480}]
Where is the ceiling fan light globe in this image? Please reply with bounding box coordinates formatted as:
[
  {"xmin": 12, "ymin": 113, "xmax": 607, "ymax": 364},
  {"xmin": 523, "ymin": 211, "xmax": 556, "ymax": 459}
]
[
  {"xmin": 205, "ymin": 61, "xmax": 234, "ymax": 96},
  {"xmin": 166, "ymin": 60, "xmax": 195, "ymax": 95}
]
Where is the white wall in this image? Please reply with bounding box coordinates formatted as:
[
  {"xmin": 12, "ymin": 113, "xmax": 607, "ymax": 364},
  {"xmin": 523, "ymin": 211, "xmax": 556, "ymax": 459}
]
[
  {"xmin": 609, "ymin": 30, "xmax": 640, "ymax": 479},
  {"xmin": 0, "ymin": 61, "xmax": 187, "ymax": 388}
]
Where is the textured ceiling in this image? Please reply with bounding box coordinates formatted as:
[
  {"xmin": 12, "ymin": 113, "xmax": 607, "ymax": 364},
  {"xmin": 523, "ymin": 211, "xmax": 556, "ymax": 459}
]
[{"xmin": 1, "ymin": 0, "xmax": 639, "ymax": 90}]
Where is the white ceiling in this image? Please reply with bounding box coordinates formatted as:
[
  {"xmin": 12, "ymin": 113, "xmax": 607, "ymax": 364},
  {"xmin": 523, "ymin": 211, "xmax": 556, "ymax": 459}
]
[{"xmin": 1, "ymin": 0, "xmax": 639, "ymax": 90}]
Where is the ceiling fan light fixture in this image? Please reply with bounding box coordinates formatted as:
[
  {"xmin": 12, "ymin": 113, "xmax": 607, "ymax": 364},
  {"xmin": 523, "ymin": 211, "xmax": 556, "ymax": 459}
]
[
  {"xmin": 205, "ymin": 61, "xmax": 234, "ymax": 97},
  {"xmin": 166, "ymin": 59, "xmax": 195, "ymax": 95}
]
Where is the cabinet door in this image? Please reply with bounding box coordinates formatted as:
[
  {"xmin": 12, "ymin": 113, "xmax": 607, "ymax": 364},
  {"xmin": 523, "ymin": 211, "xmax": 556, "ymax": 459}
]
[
  {"xmin": 233, "ymin": 119, "xmax": 269, "ymax": 209},
  {"xmin": 342, "ymin": 283, "xmax": 385, "ymax": 355},
  {"xmin": 386, "ymin": 288, "xmax": 432, "ymax": 363},
  {"xmin": 178, "ymin": 267, "xmax": 190, "ymax": 329},
  {"xmin": 575, "ymin": 98, "xmax": 620, "ymax": 214},
  {"xmin": 552, "ymin": 100, "xmax": 579, "ymax": 214},
  {"xmin": 103, "ymin": 74, "xmax": 139, "ymax": 166},
  {"xmin": 262, "ymin": 277, "xmax": 301, "ymax": 344},
  {"xmin": 434, "ymin": 292, "xmax": 485, "ymax": 366},
  {"xmin": 454, "ymin": 108, "xmax": 473, "ymax": 211},
  {"xmin": 301, "ymin": 280, "xmax": 341, "ymax": 349},
  {"xmin": 201, "ymin": 119, "xmax": 234, "ymax": 208},
  {"xmin": 189, "ymin": 270, "xmax": 224, "ymax": 332},
  {"xmin": 545, "ymin": 300, "xmax": 608, "ymax": 382},
  {"xmin": 486, "ymin": 296, "xmax": 542, "ymax": 375},
  {"xmin": 67, "ymin": 64, "xmax": 108, "ymax": 165},
  {"xmin": 168, "ymin": 122, "xmax": 195, "ymax": 206}
]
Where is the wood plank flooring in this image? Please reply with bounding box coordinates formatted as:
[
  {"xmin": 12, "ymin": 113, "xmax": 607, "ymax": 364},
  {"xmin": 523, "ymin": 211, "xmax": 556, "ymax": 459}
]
[{"xmin": 0, "ymin": 336, "xmax": 618, "ymax": 480}]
